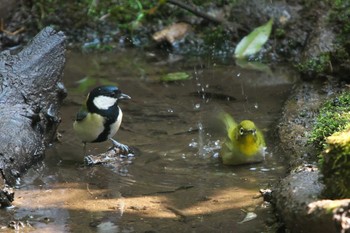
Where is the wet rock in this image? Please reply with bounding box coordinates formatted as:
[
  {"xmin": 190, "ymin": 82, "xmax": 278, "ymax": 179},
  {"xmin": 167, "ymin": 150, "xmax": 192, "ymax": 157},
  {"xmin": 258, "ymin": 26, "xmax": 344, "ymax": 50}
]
[
  {"xmin": 0, "ymin": 27, "xmax": 66, "ymax": 206},
  {"xmin": 274, "ymin": 80, "xmax": 349, "ymax": 232},
  {"xmin": 307, "ymin": 200, "xmax": 350, "ymax": 233},
  {"xmin": 260, "ymin": 188, "xmax": 273, "ymax": 202},
  {"xmin": 277, "ymin": 81, "xmax": 330, "ymax": 167},
  {"xmin": 274, "ymin": 165, "xmax": 327, "ymax": 232}
]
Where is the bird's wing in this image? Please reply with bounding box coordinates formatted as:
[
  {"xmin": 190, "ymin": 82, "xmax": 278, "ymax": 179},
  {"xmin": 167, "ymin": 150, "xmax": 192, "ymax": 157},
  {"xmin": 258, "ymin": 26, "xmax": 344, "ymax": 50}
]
[
  {"xmin": 256, "ymin": 129, "xmax": 266, "ymax": 147},
  {"xmin": 75, "ymin": 107, "xmax": 88, "ymax": 122},
  {"xmin": 219, "ymin": 112, "xmax": 237, "ymax": 141}
]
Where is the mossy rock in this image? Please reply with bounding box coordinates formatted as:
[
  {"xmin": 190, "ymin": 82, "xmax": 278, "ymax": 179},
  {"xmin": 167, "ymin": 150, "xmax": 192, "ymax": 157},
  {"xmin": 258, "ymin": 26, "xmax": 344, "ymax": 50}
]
[
  {"xmin": 321, "ymin": 129, "xmax": 350, "ymax": 198},
  {"xmin": 309, "ymin": 92, "xmax": 350, "ymax": 149}
]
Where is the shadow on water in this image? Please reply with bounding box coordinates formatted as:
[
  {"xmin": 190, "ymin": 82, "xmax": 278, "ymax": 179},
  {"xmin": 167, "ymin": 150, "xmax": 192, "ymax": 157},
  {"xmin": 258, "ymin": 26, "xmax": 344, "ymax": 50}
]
[{"xmin": 0, "ymin": 50, "xmax": 298, "ymax": 232}]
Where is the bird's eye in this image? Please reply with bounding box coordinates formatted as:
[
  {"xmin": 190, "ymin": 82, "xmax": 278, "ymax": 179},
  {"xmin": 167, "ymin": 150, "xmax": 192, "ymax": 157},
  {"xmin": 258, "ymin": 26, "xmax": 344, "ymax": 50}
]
[
  {"xmin": 111, "ymin": 90, "xmax": 121, "ymax": 98},
  {"xmin": 239, "ymin": 128, "xmax": 244, "ymax": 135}
]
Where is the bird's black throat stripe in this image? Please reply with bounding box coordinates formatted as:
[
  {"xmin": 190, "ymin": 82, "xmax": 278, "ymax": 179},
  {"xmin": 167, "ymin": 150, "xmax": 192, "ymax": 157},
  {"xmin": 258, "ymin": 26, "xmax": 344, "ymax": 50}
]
[{"xmin": 92, "ymin": 106, "xmax": 120, "ymax": 143}]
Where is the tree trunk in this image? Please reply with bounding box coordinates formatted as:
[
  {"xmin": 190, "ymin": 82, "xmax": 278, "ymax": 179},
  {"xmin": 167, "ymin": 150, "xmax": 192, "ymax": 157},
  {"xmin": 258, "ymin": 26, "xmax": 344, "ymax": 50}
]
[{"xmin": 0, "ymin": 27, "xmax": 66, "ymax": 206}]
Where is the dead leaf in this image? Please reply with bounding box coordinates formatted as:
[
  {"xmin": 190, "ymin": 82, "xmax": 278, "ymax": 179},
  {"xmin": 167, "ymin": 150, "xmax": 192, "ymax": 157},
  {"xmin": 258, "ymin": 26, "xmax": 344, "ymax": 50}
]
[{"xmin": 152, "ymin": 22, "xmax": 192, "ymax": 44}]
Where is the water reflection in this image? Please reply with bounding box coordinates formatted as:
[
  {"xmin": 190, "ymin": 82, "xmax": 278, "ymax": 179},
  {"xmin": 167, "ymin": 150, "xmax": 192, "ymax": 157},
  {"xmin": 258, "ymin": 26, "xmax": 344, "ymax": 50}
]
[{"xmin": 0, "ymin": 50, "xmax": 297, "ymax": 232}]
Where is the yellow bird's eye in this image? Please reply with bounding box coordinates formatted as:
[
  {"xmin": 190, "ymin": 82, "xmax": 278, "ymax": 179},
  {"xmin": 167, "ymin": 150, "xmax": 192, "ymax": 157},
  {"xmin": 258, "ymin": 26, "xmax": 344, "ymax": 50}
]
[{"xmin": 239, "ymin": 127, "xmax": 244, "ymax": 135}]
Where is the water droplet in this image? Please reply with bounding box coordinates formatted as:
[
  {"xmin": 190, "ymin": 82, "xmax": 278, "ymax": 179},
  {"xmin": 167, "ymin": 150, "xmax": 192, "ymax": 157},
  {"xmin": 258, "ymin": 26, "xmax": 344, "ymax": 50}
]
[
  {"xmin": 189, "ymin": 141, "xmax": 198, "ymax": 148},
  {"xmin": 237, "ymin": 73, "xmax": 241, "ymax": 77},
  {"xmin": 15, "ymin": 178, "xmax": 21, "ymax": 186},
  {"xmin": 194, "ymin": 103, "xmax": 201, "ymax": 109},
  {"xmin": 198, "ymin": 122, "xmax": 203, "ymax": 130},
  {"xmin": 167, "ymin": 108, "xmax": 174, "ymax": 113},
  {"xmin": 119, "ymin": 167, "xmax": 128, "ymax": 174},
  {"xmin": 254, "ymin": 103, "xmax": 258, "ymax": 109}
]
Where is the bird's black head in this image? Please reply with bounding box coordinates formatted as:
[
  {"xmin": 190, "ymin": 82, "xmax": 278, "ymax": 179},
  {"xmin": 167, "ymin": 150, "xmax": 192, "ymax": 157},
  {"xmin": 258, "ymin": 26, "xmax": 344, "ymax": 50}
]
[{"xmin": 86, "ymin": 86, "xmax": 131, "ymax": 113}]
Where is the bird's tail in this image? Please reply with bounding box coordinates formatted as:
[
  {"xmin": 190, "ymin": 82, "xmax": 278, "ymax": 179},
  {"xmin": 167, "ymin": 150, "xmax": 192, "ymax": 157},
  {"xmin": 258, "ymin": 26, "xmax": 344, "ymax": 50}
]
[{"xmin": 219, "ymin": 111, "xmax": 237, "ymax": 141}]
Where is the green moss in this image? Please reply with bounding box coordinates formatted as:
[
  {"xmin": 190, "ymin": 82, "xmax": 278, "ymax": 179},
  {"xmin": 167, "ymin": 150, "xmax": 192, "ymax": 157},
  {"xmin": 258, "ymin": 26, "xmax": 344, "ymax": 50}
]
[
  {"xmin": 199, "ymin": 26, "xmax": 236, "ymax": 57},
  {"xmin": 309, "ymin": 92, "xmax": 350, "ymax": 149},
  {"xmin": 311, "ymin": 91, "xmax": 350, "ymax": 198},
  {"xmin": 274, "ymin": 28, "xmax": 286, "ymax": 39},
  {"xmin": 321, "ymin": 128, "xmax": 350, "ymax": 198},
  {"xmin": 328, "ymin": 0, "xmax": 350, "ymax": 43},
  {"xmin": 296, "ymin": 53, "xmax": 331, "ymax": 76},
  {"xmin": 203, "ymin": 26, "xmax": 228, "ymax": 48}
]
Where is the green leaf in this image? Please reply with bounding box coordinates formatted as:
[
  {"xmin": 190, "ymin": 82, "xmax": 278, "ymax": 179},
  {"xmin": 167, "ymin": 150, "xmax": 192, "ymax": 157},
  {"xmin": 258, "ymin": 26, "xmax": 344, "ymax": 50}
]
[
  {"xmin": 71, "ymin": 76, "xmax": 118, "ymax": 94},
  {"xmin": 234, "ymin": 18, "xmax": 273, "ymax": 58},
  {"xmin": 161, "ymin": 72, "xmax": 191, "ymax": 82},
  {"xmin": 74, "ymin": 76, "xmax": 97, "ymax": 93},
  {"xmin": 235, "ymin": 58, "xmax": 273, "ymax": 75}
]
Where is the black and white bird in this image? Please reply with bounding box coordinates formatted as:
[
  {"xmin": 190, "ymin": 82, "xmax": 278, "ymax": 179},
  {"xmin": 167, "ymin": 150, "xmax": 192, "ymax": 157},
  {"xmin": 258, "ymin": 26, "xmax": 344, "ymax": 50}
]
[{"xmin": 73, "ymin": 85, "xmax": 132, "ymax": 154}]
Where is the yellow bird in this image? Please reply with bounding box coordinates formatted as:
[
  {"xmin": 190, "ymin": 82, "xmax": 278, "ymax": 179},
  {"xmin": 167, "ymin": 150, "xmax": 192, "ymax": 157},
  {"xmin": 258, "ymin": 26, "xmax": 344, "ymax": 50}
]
[{"xmin": 219, "ymin": 112, "xmax": 266, "ymax": 165}]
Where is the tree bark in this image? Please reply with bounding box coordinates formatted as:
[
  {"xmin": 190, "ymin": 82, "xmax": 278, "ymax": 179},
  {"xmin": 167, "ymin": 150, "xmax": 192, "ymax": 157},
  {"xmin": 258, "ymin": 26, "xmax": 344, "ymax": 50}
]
[{"xmin": 0, "ymin": 27, "xmax": 66, "ymax": 206}]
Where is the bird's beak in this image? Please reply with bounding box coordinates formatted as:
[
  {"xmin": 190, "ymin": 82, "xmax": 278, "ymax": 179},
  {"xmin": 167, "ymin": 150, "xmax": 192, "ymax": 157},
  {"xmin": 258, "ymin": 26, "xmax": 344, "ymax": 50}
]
[{"xmin": 119, "ymin": 93, "xmax": 131, "ymax": 100}]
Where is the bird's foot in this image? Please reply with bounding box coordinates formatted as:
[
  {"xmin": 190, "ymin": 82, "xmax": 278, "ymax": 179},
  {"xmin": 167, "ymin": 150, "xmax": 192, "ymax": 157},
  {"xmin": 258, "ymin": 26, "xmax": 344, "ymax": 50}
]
[
  {"xmin": 84, "ymin": 155, "xmax": 97, "ymax": 166},
  {"xmin": 109, "ymin": 138, "xmax": 134, "ymax": 156}
]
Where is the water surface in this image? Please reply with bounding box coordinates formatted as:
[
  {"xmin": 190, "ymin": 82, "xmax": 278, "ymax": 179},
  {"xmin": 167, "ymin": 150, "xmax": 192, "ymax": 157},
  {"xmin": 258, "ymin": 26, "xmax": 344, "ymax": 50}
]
[{"xmin": 0, "ymin": 50, "xmax": 297, "ymax": 232}]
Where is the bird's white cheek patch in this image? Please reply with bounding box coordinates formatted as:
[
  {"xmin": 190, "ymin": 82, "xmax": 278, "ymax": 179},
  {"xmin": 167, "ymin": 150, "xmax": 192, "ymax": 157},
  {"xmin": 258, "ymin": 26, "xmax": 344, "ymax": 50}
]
[{"xmin": 93, "ymin": 96, "xmax": 117, "ymax": 110}]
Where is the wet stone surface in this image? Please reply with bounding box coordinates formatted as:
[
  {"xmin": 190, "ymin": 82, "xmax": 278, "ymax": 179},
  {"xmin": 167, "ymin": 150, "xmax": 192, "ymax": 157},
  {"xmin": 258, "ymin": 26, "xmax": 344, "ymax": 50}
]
[{"xmin": 0, "ymin": 50, "xmax": 297, "ymax": 232}]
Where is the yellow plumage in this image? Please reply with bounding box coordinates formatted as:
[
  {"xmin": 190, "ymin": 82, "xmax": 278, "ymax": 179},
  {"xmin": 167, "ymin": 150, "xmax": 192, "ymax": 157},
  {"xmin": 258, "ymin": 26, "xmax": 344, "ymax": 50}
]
[
  {"xmin": 73, "ymin": 112, "xmax": 105, "ymax": 143},
  {"xmin": 219, "ymin": 113, "xmax": 266, "ymax": 165}
]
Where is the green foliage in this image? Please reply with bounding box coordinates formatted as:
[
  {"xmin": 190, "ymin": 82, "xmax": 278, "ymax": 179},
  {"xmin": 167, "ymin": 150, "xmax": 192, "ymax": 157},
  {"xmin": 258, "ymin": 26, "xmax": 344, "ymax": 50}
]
[
  {"xmin": 321, "ymin": 128, "xmax": 350, "ymax": 198},
  {"xmin": 274, "ymin": 28, "xmax": 286, "ymax": 38},
  {"xmin": 296, "ymin": 53, "xmax": 331, "ymax": 76},
  {"xmin": 72, "ymin": 76, "xmax": 118, "ymax": 94},
  {"xmin": 202, "ymin": 26, "xmax": 234, "ymax": 54},
  {"xmin": 309, "ymin": 92, "xmax": 350, "ymax": 149},
  {"xmin": 160, "ymin": 72, "xmax": 191, "ymax": 82},
  {"xmin": 312, "ymin": 91, "xmax": 350, "ymax": 198},
  {"xmin": 31, "ymin": 0, "xmax": 161, "ymax": 31},
  {"xmin": 329, "ymin": 0, "xmax": 350, "ymax": 42},
  {"xmin": 90, "ymin": 0, "xmax": 146, "ymax": 30},
  {"xmin": 234, "ymin": 18, "xmax": 273, "ymax": 58}
]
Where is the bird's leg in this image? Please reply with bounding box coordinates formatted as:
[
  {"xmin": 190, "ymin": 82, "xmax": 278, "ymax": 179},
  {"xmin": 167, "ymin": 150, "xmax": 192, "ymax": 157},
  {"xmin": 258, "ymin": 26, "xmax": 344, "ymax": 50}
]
[
  {"xmin": 83, "ymin": 142, "xmax": 87, "ymax": 156},
  {"xmin": 109, "ymin": 138, "xmax": 134, "ymax": 155}
]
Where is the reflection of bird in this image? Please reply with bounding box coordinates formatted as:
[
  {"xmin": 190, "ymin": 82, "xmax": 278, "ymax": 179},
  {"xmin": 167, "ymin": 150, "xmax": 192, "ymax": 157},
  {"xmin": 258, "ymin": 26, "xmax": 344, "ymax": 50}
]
[
  {"xmin": 219, "ymin": 112, "xmax": 266, "ymax": 165},
  {"xmin": 73, "ymin": 85, "xmax": 132, "ymax": 154}
]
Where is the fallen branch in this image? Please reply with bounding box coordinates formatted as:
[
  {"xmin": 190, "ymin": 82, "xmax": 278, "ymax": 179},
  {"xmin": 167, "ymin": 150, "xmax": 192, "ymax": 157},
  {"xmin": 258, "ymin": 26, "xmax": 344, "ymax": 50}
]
[
  {"xmin": 166, "ymin": 0, "xmax": 241, "ymax": 33},
  {"xmin": 167, "ymin": 0, "xmax": 223, "ymax": 24}
]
